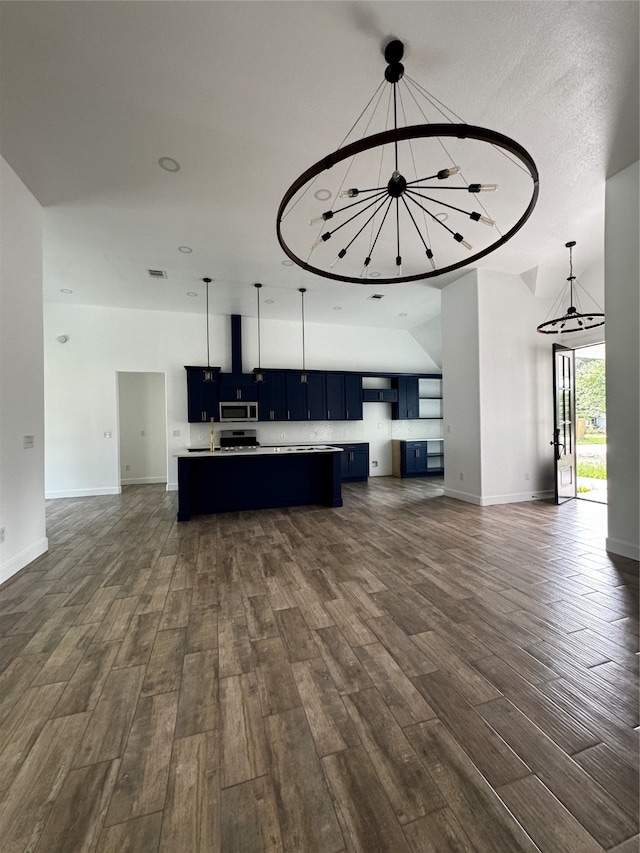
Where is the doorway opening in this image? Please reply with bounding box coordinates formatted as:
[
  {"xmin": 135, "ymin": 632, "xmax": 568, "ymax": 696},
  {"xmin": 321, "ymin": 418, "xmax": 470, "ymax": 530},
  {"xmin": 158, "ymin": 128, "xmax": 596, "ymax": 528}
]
[
  {"xmin": 575, "ymin": 343, "xmax": 606, "ymax": 504},
  {"xmin": 117, "ymin": 372, "xmax": 167, "ymax": 487}
]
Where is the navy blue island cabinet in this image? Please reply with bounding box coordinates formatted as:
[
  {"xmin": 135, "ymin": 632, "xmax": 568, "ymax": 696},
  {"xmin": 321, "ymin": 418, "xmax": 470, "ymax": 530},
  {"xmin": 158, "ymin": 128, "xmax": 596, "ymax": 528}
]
[{"xmin": 176, "ymin": 447, "xmax": 343, "ymax": 521}]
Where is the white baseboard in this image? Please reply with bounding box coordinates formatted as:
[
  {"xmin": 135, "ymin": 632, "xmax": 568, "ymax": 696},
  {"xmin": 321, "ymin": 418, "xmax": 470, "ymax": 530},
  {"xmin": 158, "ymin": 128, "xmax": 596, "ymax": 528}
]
[
  {"xmin": 45, "ymin": 487, "xmax": 122, "ymax": 499},
  {"xmin": 444, "ymin": 488, "xmax": 554, "ymax": 506},
  {"xmin": 166, "ymin": 482, "xmax": 178, "ymax": 492},
  {"xmin": 606, "ymin": 537, "xmax": 640, "ymax": 561},
  {"xmin": 120, "ymin": 477, "xmax": 166, "ymax": 486},
  {"xmin": 1, "ymin": 537, "xmax": 49, "ymax": 584}
]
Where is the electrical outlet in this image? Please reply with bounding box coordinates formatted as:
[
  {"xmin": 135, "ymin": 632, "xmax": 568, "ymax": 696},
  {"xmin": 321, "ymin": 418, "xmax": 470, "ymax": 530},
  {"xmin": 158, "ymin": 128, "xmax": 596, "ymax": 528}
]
[
  {"xmin": 104, "ymin": 431, "xmax": 112, "ymax": 439},
  {"xmin": 459, "ymin": 472, "xmax": 464, "ymax": 480},
  {"xmin": 0, "ymin": 527, "xmax": 5, "ymax": 544},
  {"xmin": 372, "ymin": 460, "xmax": 378, "ymax": 468},
  {"xmin": 140, "ymin": 430, "xmax": 145, "ymax": 437},
  {"xmin": 23, "ymin": 435, "xmax": 34, "ymax": 449},
  {"xmin": 125, "ymin": 465, "xmax": 131, "ymax": 471},
  {"xmin": 280, "ymin": 432, "xmax": 285, "ymax": 438}
]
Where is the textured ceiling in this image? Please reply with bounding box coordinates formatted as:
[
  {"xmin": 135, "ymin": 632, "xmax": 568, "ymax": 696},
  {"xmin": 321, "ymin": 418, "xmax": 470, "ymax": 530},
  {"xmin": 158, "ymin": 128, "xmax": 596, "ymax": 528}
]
[{"xmin": 0, "ymin": 1, "xmax": 637, "ymax": 329}]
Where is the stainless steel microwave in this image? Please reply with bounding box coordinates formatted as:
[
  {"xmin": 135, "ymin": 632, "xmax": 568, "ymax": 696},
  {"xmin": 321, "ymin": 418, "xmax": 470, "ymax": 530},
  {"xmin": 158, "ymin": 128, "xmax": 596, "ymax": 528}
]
[{"xmin": 219, "ymin": 401, "xmax": 259, "ymax": 422}]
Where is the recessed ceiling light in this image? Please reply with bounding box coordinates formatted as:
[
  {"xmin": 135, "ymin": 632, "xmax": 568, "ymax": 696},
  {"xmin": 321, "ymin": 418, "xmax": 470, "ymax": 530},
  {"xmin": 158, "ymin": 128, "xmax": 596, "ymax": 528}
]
[
  {"xmin": 265, "ymin": 299, "xmax": 275, "ymax": 304},
  {"xmin": 369, "ymin": 271, "xmax": 381, "ymax": 278},
  {"xmin": 158, "ymin": 156, "xmax": 180, "ymax": 172},
  {"xmin": 186, "ymin": 291, "xmax": 198, "ymax": 297},
  {"xmin": 60, "ymin": 288, "xmax": 73, "ymax": 294},
  {"xmin": 333, "ymin": 306, "xmax": 342, "ymax": 311},
  {"xmin": 282, "ymin": 259, "xmax": 294, "ymax": 266},
  {"xmin": 399, "ymin": 312, "xmax": 408, "ymax": 317},
  {"xmin": 368, "ymin": 293, "xmax": 385, "ymax": 300},
  {"xmin": 435, "ymin": 212, "xmax": 448, "ymax": 221},
  {"xmin": 314, "ymin": 189, "xmax": 332, "ymax": 201},
  {"xmin": 178, "ymin": 246, "xmax": 192, "ymax": 253}
]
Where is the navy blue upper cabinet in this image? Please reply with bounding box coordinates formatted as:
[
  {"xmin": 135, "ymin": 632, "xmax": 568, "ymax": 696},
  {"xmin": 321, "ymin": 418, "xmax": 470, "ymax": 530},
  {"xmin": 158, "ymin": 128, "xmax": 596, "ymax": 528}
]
[
  {"xmin": 258, "ymin": 371, "xmax": 287, "ymax": 421},
  {"xmin": 326, "ymin": 374, "xmax": 346, "ymax": 421},
  {"xmin": 285, "ymin": 373, "xmax": 307, "ymax": 421},
  {"xmin": 344, "ymin": 374, "xmax": 363, "ymax": 421},
  {"xmin": 363, "ymin": 388, "xmax": 398, "ymax": 403},
  {"xmin": 392, "ymin": 376, "xmax": 420, "ymax": 419},
  {"xmin": 218, "ymin": 373, "xmax": 259, "ymax": 402},
  {"xmin": 185, "ymin": 366, "xmax": 220, "ymax": 423},
  {"xmin": 306, "ymin": 374, "xmax": 326, "ymax": 420}
]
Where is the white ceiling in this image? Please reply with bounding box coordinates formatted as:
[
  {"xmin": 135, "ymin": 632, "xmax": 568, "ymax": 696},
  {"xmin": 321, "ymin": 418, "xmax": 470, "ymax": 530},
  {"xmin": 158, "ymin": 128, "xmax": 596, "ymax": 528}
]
[{"xmin": 1, "ymin": 1, "xmax": 637, "ymax": 329}]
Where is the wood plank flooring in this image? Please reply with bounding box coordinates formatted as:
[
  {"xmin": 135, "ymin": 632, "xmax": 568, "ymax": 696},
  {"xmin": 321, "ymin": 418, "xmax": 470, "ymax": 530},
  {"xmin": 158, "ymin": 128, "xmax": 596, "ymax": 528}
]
[{"xmin": 0, "ymin": 479, "xmax": 637, "ymax": 852}]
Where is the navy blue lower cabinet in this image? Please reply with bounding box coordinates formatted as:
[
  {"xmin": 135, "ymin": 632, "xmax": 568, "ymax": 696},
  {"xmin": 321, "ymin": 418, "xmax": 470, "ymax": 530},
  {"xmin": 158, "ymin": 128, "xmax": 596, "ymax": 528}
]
[
  {"xmin": 392, "ymin": 440, "xmax": 443, "ymax": 478},
  {"xmin": 339, "ymin": 443, "xmax": 369, "ymax": 482},
  {"xmin": 176, "ymin": 450, "xmax": 343, "ymax": 520}
]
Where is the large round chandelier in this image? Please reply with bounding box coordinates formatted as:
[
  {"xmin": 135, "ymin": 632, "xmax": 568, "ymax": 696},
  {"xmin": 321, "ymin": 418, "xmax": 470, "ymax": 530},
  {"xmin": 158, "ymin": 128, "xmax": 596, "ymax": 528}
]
[{"xmin": 277, "ymin": 39, "xmax": 539, "ymax": 285}]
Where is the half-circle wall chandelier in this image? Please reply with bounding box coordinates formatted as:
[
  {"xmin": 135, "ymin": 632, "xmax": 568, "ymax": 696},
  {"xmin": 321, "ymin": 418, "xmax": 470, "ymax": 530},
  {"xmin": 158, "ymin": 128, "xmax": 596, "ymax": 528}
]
[
  {"xmin": 536, "ymin": 241, "xmax": 605, "ymax": 334},
  {"xmin": 277, "ymin": 39, "xmax": 539, "ymax": 285}
]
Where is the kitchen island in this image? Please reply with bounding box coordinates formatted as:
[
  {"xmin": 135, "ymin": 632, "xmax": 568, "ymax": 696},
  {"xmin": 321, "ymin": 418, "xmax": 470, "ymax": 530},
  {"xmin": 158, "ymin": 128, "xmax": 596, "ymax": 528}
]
[{"xmin": 175, "ymin": 445, "xmax": 343, "ymax": 521}]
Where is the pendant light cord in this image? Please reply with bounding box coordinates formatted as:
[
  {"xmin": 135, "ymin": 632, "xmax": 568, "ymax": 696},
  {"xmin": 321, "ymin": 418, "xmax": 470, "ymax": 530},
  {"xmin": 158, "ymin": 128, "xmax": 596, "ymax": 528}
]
[
  {"xmin": 203, "ymin": 277, "xmax": 212, "ymax": 368},
  {"xmin": 300, "ymin": 287, "xmax": 306, "ymax": 372}
]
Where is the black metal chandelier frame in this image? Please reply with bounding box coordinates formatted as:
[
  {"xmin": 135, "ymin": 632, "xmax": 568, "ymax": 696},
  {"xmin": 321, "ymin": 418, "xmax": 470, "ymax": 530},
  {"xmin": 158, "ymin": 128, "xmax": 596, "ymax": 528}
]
[
  {"xmin": 536, "ymin": 241, "xmax": 605, "ymax": 334},
  {"xmin": 276, "ymin": 39, "xmax": 540, "ymax": 285}
]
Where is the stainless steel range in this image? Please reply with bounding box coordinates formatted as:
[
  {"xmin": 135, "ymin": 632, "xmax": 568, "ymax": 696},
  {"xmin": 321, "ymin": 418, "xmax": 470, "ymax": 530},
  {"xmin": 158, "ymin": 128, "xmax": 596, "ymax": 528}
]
[{"xmin": 219, "ymin": 428, "xmax": 260, "ymax": 452}]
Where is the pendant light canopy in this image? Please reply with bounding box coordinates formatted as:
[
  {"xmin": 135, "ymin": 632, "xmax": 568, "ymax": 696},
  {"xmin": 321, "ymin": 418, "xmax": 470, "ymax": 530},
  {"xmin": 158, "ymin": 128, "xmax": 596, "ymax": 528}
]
[
  {"xmin": 253, "ymin": 282, "xmax": 265, "ymax": 384},
  {"xmin": 277, "ymin": 38, "xmax": 539, "ymax": 284},
  {"xmin": 299, "ymin": 287, "xmax": 308, "ymax": 384},
  {"xmin": 536, "ymin": 241, "xmax": 605, "ymax": 334}
]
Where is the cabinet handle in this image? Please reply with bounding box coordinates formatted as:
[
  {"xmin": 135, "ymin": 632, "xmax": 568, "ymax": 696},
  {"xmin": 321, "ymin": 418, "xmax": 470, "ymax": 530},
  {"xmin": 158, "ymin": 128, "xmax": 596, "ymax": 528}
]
[
  {"xmin": 349, "ymin": 452, "xmax": 354, "ymax": 461},
  {"xmin": 346, "ymin": 410, "xmax": 349, "ymax": 419},
  {"xmin": 327, "ymin": 410, "xmax": 331, "ymax": 419},
  {"xmin": 237, "ymin": 390, "xmax": 242, "ymax": 400},
  {"xmin": 270, "ymin": 410, "xmax": 274, "ymax": 420},
  {"xmin": 287, "ymin": 410, "xmax": 291, "ymax": 420},
  {"xmin": 307, "ymin": 410, "xmax": 310, "ymax": 420},
  {"xmin": 416, "ymin": 449, "xmax": 420, "ymax": 457},
  {"xmin": 202, "ymin": 411, "xmax": 206, "ymax": 422}
]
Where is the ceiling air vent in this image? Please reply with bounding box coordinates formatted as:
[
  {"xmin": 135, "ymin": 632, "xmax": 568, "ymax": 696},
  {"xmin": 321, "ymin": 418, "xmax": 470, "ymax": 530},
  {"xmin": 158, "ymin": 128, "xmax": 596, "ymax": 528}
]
[
  {"xmin": 148, "ymin": 269, "xmax": 167, "ymax": 279},
  {"xmin": 368, "ymin": 293, "xmax": 385, "ymax": 300}
]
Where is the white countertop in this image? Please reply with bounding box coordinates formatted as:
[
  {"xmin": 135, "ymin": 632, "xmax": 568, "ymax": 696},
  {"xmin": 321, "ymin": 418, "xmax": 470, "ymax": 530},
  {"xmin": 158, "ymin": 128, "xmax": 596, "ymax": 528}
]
[{"xmin": 175, "ymin": 444, "xmax": 343, "ymax": 459}]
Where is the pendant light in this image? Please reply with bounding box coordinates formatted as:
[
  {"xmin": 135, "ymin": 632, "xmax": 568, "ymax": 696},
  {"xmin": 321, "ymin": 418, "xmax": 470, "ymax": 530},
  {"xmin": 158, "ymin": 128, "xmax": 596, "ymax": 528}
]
[
  {"xmin": 202, "ymin": 277, "xmax": 217, "ymax": 382},
  {"xmin": 277, "ymin": 38, "xmax": 538, "ymax": 284},
  {"xmin": 253, "ymin": 282, "xmax": 265, "ymax": 384},
  {"xmin": 536, "ymin": 241, "xmax": 605, "ymax": 334},
  {"xmin": 299, "ymin": 287, "xmax": 309, "ymax": 384}
]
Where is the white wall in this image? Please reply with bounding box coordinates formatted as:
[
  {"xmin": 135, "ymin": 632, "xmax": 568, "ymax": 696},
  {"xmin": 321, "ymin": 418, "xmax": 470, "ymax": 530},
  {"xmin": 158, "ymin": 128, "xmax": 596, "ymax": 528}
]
[
  {"xmin": 605, "ymin": 160, "xmax": 639, "ymax": 560},
  {"xmin": 118, "ymin": 372, "xmax": 167, "ymax": 485},
  {"xmin": 0, "ymin": 158, "xmax": 47, "ymax": 583},
  {"xmin": 442, "ymin": 269, "xmax": 556, "ymax": 505},
  {"xmin": 44, "ymin": 303, "xmax": 439, "ymax": 493},
  {"xmin": 441, "ymin": 271, "xmax": 483, "ymax": 500}
]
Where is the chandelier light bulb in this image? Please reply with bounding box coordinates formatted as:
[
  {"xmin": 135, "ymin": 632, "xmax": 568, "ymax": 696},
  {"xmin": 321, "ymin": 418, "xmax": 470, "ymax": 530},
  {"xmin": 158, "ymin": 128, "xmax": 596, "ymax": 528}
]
[
  {"xmin": 437, "ymin": 166, "xmax": 461, "ymax": 179},
  {"xmin": 309, "ymin": 211, "xmax": 333, "ymax": 225},
  {"xmin": 461, "ymin": 239, "xmax": 472, "ymax": 250},
  {"xmin": 339, "ymin": 188, "xmax": 359, "ymax": 198},
  {"xmin": 330, "ymin": 249, "xmax": 347, "ymax": 268},
  {"xmin": 480, "ymin": 216, "xmax": 496, "ymax": 227}
]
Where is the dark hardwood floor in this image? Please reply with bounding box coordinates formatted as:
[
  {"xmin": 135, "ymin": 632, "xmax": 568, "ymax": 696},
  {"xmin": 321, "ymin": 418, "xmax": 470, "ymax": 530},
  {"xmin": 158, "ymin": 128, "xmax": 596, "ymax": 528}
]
[{"xmin": 0, "ymin": 478, "xmax": 637, "ymax": 852}]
